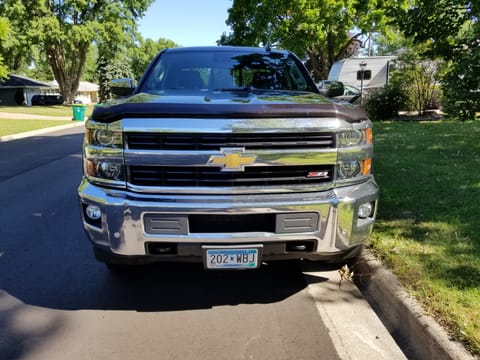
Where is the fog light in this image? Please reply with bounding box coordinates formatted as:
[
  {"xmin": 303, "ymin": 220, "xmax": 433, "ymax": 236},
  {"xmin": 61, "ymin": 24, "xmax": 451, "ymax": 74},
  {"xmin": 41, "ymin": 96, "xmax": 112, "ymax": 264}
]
[
  {"xmin": 86, "ymin": 205, "xmax": 102, "ymax": 220},
  {"xmin": 358, "ymin": 202, "xmax": 374, "ymax": 219}
]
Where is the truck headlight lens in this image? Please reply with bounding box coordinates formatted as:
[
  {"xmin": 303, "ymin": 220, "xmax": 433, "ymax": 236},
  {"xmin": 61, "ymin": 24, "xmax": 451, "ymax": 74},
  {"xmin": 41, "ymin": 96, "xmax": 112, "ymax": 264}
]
[
  {"xmin": 340, "ymin": 130, "xmax": 363, "ymax": 146},
  {"xmin": 86, "ymin": 160, "xmax": 124, "ymax": 181},
  {"xmin": 97, "ymin": 162, "xmax": 123, "ymax": 180},
  {"xmin": 95, "ymin": 130, "xmax": 116, "ymax": 146},
  {"xmin": 337, "ymin": 159, "xmax": 372, "ymax": 180},
  {"xmin": 338, "ymin": 160, "xmax": 361, "ymax": 178},
  {"xmin": 339, "ymin": 128, "xmax": 372, "ymax": 147},
  {"xmin": 87, "ymin": 128, "xmax": 122, "ymax": 147}
]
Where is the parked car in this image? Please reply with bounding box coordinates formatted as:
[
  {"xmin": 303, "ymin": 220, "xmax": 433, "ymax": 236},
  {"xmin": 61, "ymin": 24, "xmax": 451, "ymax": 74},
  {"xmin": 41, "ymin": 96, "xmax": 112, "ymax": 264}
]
[{"xmin": 31, "ymin": 94, "xmax": 64, "ymax": 106}]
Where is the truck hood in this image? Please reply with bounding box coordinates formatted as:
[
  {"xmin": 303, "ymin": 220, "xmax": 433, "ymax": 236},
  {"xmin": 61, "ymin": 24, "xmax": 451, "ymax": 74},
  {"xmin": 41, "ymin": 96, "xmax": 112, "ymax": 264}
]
[{"xmin": 92, "ymin": 91, "xmax": 367, "ymax": 123}]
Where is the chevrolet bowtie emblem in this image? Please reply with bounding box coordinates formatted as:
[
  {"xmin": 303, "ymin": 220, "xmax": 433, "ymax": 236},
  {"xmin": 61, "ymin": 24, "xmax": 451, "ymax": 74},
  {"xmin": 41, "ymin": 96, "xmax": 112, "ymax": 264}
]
[{"xmin": 207, "ymin": 147, "xmax": 257, "ymax": 172}]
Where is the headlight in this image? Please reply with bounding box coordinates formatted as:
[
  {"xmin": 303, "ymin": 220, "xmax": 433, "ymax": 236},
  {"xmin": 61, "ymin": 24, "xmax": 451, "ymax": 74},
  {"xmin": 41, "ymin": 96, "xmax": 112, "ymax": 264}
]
[
  {"xmin": 338, "ymin": 160, "xmax": 361, "ymax": 178},
  {"xmin": 86, "ymin": 160, "xmax": 124, "ymax": 181},
  {"xmin": 338, "ymin": 128, "xmax": 372, "ymax": 147},
  {"xmin": 97, "ymin": 162, "xmax": 123, "ymax": 179},
  {"xmin": 337, "ymin": 159, "xmax": 372, "ymax": 180},
  {"xmin": 95, "ymin": 130, "xmax": 116, "ymax": 146},
  {"xmin": 87, "ymin": 129, "xmax": 123, "ymax": 147}
]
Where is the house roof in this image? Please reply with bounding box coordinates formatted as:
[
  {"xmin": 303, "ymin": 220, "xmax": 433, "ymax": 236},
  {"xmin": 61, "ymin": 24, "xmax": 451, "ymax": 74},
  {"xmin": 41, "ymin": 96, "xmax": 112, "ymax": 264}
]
[{"xmin": 0, "ymin": 74, "xmax": 52, "ymax": 88}]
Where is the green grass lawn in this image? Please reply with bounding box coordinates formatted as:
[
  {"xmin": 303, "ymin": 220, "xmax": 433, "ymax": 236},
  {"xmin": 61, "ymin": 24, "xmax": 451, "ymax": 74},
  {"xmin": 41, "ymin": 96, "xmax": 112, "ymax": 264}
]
[
  {"xmin": 0, "ymin": 119, "xmax": 74, "ymax": 136},
  {"xmin": 370, "ymin": 120, "xmax": 480, "ymax": 356},
  {"xmin": 0, "ymin": 105, "xmax": 93, "ymax": 136}
]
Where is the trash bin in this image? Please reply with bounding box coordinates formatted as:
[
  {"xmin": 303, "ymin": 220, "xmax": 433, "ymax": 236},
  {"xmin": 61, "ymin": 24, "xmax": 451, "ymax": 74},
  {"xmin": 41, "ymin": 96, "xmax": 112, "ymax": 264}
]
[{"xmin": 72, "ymin": 104, "xmax": 86, "ymax": 121}]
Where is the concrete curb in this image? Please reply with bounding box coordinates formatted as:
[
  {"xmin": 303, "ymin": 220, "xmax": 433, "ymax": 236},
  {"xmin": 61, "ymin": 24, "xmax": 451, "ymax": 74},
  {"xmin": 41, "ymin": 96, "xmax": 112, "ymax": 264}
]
[
  {"xmin": 0, "ymin": 121, "xmax": 85, "ymax": 142},
  {"xmin": 354, "ymin": 249, "xmax": 476, "ymax": 360}
]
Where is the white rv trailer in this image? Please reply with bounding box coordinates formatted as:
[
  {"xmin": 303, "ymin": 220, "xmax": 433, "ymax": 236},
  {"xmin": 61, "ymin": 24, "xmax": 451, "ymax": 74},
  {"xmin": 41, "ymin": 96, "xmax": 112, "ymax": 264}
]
[{"xmin": 327, "ymin": 56, "xmax": 397, "ymax": 90}]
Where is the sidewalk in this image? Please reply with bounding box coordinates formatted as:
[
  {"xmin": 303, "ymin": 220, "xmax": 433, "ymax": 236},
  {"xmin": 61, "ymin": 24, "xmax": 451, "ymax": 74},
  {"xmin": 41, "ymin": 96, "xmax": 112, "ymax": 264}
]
[{"xmin": 0, "ymin": 111, "xmax": 73, "ymax": 121}]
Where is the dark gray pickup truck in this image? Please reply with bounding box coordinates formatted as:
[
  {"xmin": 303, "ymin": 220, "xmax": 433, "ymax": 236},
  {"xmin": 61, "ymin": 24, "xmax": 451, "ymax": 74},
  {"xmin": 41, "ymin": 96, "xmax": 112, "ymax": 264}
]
[{"xmin": 78, "ymin": 46, "xmax": 378, "ymax": 270}]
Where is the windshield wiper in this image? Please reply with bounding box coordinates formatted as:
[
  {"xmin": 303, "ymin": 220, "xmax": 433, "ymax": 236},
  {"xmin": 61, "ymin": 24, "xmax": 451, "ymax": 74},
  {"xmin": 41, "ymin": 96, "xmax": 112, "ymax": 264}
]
[{"xmin": 213, "ymin": 86, "xmax": 253, "ymax": 92}]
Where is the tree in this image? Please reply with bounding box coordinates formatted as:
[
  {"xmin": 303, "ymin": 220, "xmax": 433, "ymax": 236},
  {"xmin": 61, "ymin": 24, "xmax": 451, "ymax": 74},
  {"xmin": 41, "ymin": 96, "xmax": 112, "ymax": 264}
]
[
  {"xmin": 219, "ymin": 0, "xmax": 400, "ymax": 80},
  {"xmin": 395, "ymin": 0, "xmax": 480, "ymax": 120},
  {"xmin": 0, "ymin": 0, "xmax": 154, "ymax": 104},
  {"xmin": 97, "ymin": 49, "xmax": 135, "ymax": 103},
  {"xmin": 0, "ymin": 16, "xmax": 10, "ymax": 78},
  {"xmin": 442, "ymin": 23, "xmax": 480, "ymax": 121}
]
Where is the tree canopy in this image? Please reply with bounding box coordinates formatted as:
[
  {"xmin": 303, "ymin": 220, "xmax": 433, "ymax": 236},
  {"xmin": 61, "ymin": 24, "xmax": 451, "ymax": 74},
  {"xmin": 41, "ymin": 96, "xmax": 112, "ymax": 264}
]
[
  {"xmin": 395, "ymin": 0, "xmax": 480, "ymax": 120},
  {"xmin": 0, "ymin": 0, "xmax": 154, "ymax": 103},
  {"xmin": 219, "ymin": 0, "xmax": 398, "ymax": 80},
  {"xmin": 0, "ymin": 16, "xmax": 10, "ymax": 79}
]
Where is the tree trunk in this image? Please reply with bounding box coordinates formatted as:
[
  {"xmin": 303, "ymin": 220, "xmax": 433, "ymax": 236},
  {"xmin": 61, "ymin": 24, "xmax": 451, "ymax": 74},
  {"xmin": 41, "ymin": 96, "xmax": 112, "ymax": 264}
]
[{"xmin": 47, "ymin": 41, "xmax": 89, "ymax": 104}]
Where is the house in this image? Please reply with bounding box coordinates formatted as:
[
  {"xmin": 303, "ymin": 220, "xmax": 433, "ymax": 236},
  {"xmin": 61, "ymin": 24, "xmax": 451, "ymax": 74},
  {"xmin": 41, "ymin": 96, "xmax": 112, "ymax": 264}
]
[
  {"xmin": 47, "ymin": 80, "xmax": 99, "ymax": 104},
  {"xmin": 327, "ymin": 56, "xmax": 397, "ymax": 90},
  {"xmin": 0, "ymin": 74, "xmax": 57, "ymax": 106}
]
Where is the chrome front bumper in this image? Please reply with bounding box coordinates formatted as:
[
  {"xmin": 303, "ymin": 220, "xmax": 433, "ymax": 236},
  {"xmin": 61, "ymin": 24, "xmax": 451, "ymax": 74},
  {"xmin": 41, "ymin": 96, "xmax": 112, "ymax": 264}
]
[{"xmin": 78, "ymin": 178, "xmax": 378, "ymax": 262}]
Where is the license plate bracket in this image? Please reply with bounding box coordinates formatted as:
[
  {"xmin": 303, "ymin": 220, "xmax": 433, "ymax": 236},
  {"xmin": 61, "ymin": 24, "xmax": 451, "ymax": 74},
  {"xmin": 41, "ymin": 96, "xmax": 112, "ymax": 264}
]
[{"xmin": 202, "ymin": 245, "xmax": 263, "ymax": 270}]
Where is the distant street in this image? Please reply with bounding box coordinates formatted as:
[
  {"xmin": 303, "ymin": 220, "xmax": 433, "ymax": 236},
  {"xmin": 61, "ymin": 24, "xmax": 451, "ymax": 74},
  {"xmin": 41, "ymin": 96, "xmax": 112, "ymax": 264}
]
[{"xmin": 0, "ymin": 126, "xmax": 405, "ymax": 360}]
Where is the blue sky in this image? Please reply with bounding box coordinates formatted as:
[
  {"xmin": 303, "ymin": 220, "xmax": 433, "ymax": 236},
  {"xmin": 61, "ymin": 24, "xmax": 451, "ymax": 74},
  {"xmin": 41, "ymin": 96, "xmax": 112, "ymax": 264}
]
[{"xmin": 138, "ymin": 0, "xmax": 233, "ymax": 46}]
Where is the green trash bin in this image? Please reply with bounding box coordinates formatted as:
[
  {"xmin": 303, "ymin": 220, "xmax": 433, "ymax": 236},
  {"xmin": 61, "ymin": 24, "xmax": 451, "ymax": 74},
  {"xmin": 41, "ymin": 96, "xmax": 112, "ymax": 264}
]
[{"xmin": 72, "ymin": 104, "xmax": 87, "ymax": 121}]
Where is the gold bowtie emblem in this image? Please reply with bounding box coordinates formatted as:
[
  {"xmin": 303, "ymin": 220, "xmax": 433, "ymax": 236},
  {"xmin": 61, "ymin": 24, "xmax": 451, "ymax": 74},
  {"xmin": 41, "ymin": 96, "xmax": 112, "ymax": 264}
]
[{"xmin": 208, "ymin": 148, "xmax": 256, "ymax": 172}]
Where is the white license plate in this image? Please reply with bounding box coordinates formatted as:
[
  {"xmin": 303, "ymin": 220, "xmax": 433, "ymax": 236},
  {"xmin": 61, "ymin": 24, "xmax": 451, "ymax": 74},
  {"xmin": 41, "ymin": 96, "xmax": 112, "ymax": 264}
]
[{"xmin": 204, "ymin": 246, "xmax": 261, "ymax": 269}]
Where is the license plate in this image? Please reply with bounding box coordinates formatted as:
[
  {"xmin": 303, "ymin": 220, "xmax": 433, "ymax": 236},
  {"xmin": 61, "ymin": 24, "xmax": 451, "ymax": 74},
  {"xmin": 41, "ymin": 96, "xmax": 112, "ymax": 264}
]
[{"xmin": 203, "ymin": 246, "xmax": 262, "ymax": 269}]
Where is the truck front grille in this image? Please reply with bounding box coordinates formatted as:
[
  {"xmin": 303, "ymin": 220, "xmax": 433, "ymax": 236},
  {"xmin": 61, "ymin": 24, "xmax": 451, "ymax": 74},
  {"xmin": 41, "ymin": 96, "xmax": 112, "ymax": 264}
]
[
  {"xmin": 128, "ymin": 165, "xmax": 334, "ymax": 187},
  {"xmin": 126, "ymin": 132, "xmax": 335, "ymax": 150}
]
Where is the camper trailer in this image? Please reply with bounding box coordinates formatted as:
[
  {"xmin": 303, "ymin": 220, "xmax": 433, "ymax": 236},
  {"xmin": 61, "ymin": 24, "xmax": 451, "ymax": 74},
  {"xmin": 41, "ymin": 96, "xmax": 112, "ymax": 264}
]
[{"xmin": 328, "ymin": 56, "xmax": 397, "ymax": 91}]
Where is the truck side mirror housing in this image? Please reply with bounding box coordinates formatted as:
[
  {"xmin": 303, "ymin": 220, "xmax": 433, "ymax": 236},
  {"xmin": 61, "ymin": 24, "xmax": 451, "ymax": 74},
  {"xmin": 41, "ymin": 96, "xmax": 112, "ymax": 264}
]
[
  {"xmin": 110, "ymin": 78, "xmax": 135, "ymax": 97},
  {"xmin": 318, "ymin": 81, "xmax": 344, "ymax": 98}
]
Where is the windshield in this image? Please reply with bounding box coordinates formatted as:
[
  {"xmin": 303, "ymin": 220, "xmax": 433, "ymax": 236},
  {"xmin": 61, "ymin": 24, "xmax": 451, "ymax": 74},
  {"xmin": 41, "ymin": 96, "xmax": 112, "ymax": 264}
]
[{"xmin": 139, "ymin": 49, "xmax": 317, "ymax": 94}]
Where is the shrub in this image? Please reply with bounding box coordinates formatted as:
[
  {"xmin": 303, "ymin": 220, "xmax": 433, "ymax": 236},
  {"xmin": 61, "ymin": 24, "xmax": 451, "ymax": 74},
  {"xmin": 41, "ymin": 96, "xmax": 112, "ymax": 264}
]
[{"xmin": 365, "ymin": 83, "xmax": 408, "ymax": 121}]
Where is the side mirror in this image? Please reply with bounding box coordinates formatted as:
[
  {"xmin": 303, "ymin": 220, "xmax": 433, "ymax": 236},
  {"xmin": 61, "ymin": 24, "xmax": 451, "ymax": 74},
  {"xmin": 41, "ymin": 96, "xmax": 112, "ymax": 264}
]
[
  {"xmin": 110, "ymin": 78, "xmax": 135, "ymax": 97},
  {"xmin": 318, "ymin": 81, "xmax": 344, "ymax": 98}
]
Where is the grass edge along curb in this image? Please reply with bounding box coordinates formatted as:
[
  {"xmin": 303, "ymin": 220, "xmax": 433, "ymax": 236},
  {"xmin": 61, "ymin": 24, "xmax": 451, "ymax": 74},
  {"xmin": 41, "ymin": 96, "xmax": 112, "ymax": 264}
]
[{"xmin": 354, "ymin": 249, "xmax": 476, "ymax": 360}]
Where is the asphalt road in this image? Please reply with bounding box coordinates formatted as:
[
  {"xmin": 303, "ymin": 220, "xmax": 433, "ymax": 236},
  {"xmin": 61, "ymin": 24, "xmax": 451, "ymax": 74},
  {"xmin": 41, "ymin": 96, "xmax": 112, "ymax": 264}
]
[{"xmin": 0, "ymin": 126, "xmax": 406, "ymax": 360}]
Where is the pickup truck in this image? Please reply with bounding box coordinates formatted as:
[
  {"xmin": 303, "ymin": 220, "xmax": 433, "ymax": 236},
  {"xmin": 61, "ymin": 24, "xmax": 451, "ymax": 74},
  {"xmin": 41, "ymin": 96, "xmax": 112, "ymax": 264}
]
[{"xmin": 78, "ymin": 46, "xmax": 378, "ymax": 270}]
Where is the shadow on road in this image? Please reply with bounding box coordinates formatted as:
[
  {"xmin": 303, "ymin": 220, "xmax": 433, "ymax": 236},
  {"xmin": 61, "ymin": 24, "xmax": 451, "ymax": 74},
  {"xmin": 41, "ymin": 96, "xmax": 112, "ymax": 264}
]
[{"xmin": 1, "ymin": 247, "xmax": 322, "ymax": 311}]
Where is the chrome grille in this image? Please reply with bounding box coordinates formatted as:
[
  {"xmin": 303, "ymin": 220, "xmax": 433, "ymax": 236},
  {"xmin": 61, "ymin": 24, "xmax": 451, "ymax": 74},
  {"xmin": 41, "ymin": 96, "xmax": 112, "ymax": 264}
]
[
  {"xmin": 128, "ymin": 165, "xmax": 334, "ymax": 187},
  {"xmin": 126, "ymin": 133, "xmax": 335, "ymax": 150}
]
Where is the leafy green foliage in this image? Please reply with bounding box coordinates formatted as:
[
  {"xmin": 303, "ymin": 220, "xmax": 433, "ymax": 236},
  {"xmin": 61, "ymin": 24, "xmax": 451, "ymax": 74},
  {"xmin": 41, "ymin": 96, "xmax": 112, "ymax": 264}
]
[
  {"xmin": 0, "ymin": 0, "xmax": 154, "ymax": 103},
  {"xmin": 220, "ymin": 0, "xmax": 401, "ymax": 80},
  {"xmin": 441, "ymin": 23, "xmax": 480, "ymax": 121},
  {"xmin": 391, "ymin": 46, "xmax": 443, "ymax": 115},
  {"xmin": 0, "ymin": 16, "xmax": 9, "ymax": 78},
  {"xmin": 395, "ymin": 1, "xmax": 480, "ymax": 120},
  {"xmin": 365, "ymin": 83, "xmax": 408, "ymax": 121}
]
